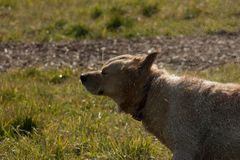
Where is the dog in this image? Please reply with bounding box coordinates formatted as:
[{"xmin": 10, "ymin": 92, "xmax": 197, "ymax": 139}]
[{"xmin": 80, "ymin": 52, "xmax": 240, "ymax": 160}]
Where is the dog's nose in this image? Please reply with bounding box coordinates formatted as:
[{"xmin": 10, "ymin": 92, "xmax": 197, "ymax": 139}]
[{"xmin": 80, "ymin": 74, "xmax": 87, "ymax": 83}]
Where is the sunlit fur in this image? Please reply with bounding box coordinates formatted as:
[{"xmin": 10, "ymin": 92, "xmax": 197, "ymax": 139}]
[{"xmin": 81, "ymin": 53, "xmax": 240, "ymax": 160}]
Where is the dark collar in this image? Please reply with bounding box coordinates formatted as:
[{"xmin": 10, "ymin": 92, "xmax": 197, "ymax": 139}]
[{"xmin": 132, "ymin": 76, "xmax": 154, "ymax": 121}]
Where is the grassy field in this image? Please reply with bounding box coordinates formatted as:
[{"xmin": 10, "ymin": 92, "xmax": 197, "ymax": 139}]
[
  {"xmin": 1, "ymin": 0, "xmax": 240, "ymax": 42},
  {"xmin": 0, "ymin": 64, "xmax": 240, "ymax": 159}
]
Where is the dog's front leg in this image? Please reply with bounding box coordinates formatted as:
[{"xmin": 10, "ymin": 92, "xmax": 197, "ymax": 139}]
[{"xmin": 173, "ymin": 150, "xmax": 200, "ymax": 160}]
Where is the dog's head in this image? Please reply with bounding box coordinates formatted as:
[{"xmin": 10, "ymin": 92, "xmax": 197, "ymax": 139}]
[{"xmin": 80, "ymin": 52, "xmax": 160, "ymax": 114}]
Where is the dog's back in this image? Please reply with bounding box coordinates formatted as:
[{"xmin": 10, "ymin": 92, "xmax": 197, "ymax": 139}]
[
  {"xmin": 142, "ymin": 73, "xmax": 240, "ymax": 159},
  {"xmin": 197, "ymin": 80, "xmax": 240, "ymax": 159}
]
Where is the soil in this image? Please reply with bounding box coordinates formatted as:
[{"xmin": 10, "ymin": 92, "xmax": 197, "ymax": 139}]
[{"xmin": 0, "ymin": 35, "xmax": 240, "ymax": 72}]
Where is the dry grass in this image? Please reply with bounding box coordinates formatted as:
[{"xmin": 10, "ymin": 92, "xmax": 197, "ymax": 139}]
[{"xmin": 0, "ymin": 0, "xmax": 240, "ymax": 41}]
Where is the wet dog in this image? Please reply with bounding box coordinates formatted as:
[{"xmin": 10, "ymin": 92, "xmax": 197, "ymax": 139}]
[{"xmin": 80, "ymin": 52, "xmax": 240, "ymax": 160}]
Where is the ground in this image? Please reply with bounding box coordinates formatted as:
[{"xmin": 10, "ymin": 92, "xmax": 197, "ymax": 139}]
[{"xmin": 1, "ymin": 35, "xmax": 240, "ymax": 72}]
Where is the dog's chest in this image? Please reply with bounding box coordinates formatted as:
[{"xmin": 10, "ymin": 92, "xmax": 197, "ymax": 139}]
[{"xmin": 142, "ymin": 116, "xmax": 172, "ymax": 149}]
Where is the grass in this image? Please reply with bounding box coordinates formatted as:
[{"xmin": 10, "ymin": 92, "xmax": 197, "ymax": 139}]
[
  {"xmin": 0, "ymin": 0, "xmax": 240, "ymax": 42},
  {"xmin": 90, "ymin": 7, "xmax": 103, "ymax": 20},
  {"xmin": 1, "ymin": 64, "xmax": 240, "ymax": 159},
  {"xmin": 0, "ymin": 67, "xmax": 170, "ymax": 159},
  {"xmin": 141, "ymin": 3, "xmax": 159, "ymax": 17},
  {"xmin": 65, "ymin": 24, "xmax": 91, "ymax": 39}
]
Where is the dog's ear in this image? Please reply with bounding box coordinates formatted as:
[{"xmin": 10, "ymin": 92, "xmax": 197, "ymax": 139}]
[{"xmin": 138, "ymin": 52, "xmax": 159, "ymax": 74}]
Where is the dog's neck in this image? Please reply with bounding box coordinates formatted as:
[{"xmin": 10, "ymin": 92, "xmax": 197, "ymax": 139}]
[
  {"xmin": 117, "ymin": 69, "xmax": 166, "ymax": 121},
  {"xmin": 131, "ymin": 75, "xmax": 156, "ymax": 121}
]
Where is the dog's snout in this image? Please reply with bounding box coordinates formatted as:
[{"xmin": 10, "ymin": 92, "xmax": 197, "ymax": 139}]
[{"xmin": 80, "ymin": 74, "xmax": 87, "ymax": 83}]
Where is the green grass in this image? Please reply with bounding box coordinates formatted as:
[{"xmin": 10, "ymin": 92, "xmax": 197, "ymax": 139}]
[
  {"xmin": 0, "ymin": 0, "xmax": 240, "ymax": 42},
  {"xmin": 0, "ymin": 67, "xmax": 171, "ymax": 159},
  {"xmin": 1, "ymin": 64, "xmax": 240, "ymax": 159}
]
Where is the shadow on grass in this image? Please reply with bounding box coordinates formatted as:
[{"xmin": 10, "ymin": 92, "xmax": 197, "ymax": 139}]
[
  {"xmin": 0, "ymin": 116, "xmax": 38, "ymax": 140},
  {"xmin": 11, "ymin": 116, "xmax": 37, "ymax": 136},
  {"xmin": 106, "ymin": 15, "xmax": 133, "ymax": 32},
  {"xmin": 65, "ymin": 24, "xmax": 91, "ymax": 39}
]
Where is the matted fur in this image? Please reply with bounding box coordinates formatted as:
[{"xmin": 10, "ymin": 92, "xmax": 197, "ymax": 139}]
[{"xmin": 80, "ymin": 53, "xmax": 240, "ymax": 160}]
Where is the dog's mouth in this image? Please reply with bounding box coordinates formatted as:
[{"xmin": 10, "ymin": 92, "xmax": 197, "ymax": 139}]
[
  {"xmin": 82, "ymin": 85, "xmax": 104, "ymax": 96},
  {"xmin": 98, "ymin": 90, "xmax": 104, "ymax": 95}
]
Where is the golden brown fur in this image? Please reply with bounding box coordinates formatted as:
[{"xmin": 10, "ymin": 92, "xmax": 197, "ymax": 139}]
[{"xmin": 80, "ymin": 52, "xmax": 240, "ymax": 160}]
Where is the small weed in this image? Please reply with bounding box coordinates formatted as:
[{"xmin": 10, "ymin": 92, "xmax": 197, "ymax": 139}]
[
  {"xmin": 55, "ymin": 146, "xmax": 64, "ymax": 160},
  {"xmin": 24, "ymin": 68, "xmax": 42, "ymax": 78},
  {"xmin": 142, "ymin": 4, "xmax": 159, "ymax": 17},
  {"xmin": 0, "ymin": 89, "xmax": 17, "ymax": 102},
  {"xmin": 106, "ymin": 15, "xmax": 133, "ymax": 32},
  {"xmin": 0, "ymin": 0, "xmax": 17, "ymax": 9},
  {"xmin": 91, "ymin": 7, "xmax": 102, "ymax": 19},
  {"xmin": 66, "ymin": 24, "xmax": 90, "ymax": 38},
  {"xmin": 54, "ymin": 19, "xmax": 67, "ymax": 30},
  {"xmin": 106, "ymin": 16, "xmax": 123, "ymax": 31},
  {"xmin": 0, "ymin": 124, "xmax": 5, "ymax": 140},
  {"xmin": 110, "ymin": 6, "xmax": 125, "ymax": 15},
  {"xmin": 184, "ymin": 8, "xmax": 202, "ymax": 20},
  {"xmin": 124, "ymin": 32, "xmax": 135, "ymax": 38},
  {"xmin": 11, "ymin": 116, "xmax": 37, "ymax": 136}
]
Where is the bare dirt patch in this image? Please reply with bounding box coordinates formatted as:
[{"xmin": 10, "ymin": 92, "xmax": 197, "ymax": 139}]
[{"xmin": 0, "ymin": 35, "xmax": 240, "ymax": 72}]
